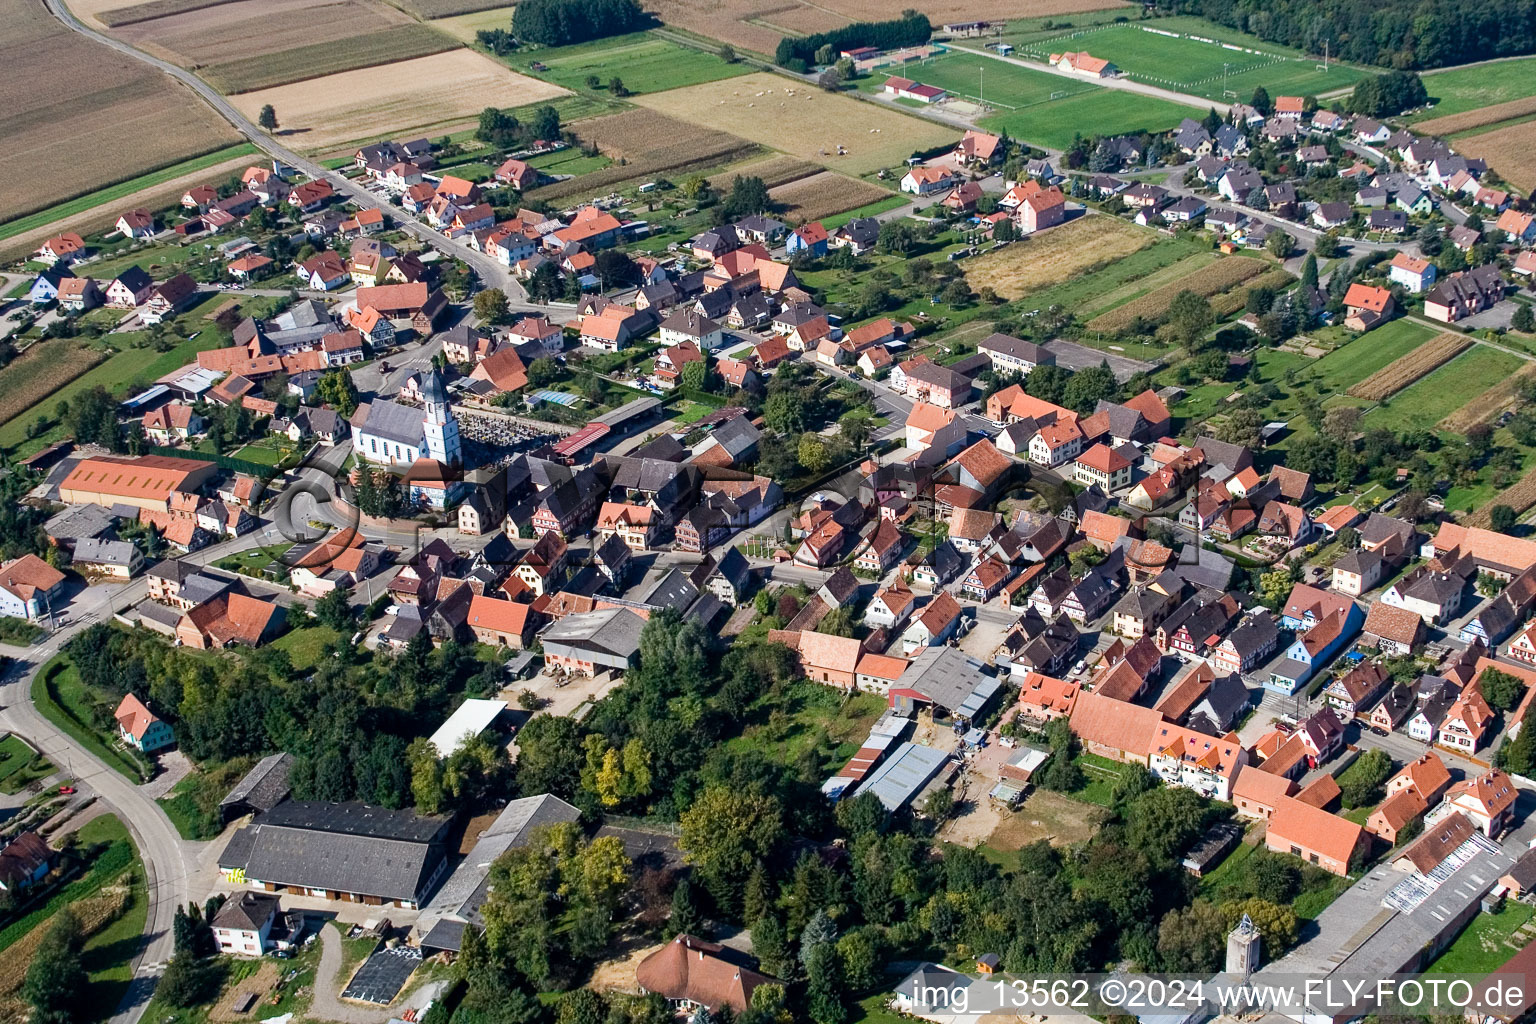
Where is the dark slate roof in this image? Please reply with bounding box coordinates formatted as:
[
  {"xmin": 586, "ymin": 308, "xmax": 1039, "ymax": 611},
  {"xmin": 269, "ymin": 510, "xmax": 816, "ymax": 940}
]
[
  {"xmin": 706, "ymin": 548, "xmax": 753, "ymax": 592},
  {"xmin": 643, "ymin": 568, "xmax": 700, "ymax": 611},
  {"xmin": 220, "ymin": 752, "xmax": 294, "ymax": 814},
  {"xmin": 223, "ymin": 801, "xmax": 451, "ymax": 903},
  {"xmin": 356, "ymin": 399, "xmax": 425, "ymax": 448}
]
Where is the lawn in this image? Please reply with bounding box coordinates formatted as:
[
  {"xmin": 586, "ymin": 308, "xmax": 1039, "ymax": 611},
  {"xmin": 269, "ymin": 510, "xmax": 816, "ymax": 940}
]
[
  {"xmin": 821, "ymin": 194, "xmax": 908, "ymax": 229},
  {"xmin": 1071, "ymin": 751, "xmax": 1130, "ymax": 806},
  {"xmin": 981, "ymin": 88, "xmax": 1194, "ymax": 150},
  {"xmin": 271, "ymin": 624, "xmax": 344, "ymax": 670},
  {"xmin": 1365, "ymin": 344, "xmax": 1527, "ymax": 434},
  {"xmin": 0, "ymin": 734, "xmax": 53, "ymax": 796},
  {"xmin": 0, "ymin": 143, "xmax": 259, "ymax": 242},
  {"xmin": 513, "ymin": 31, "xmax": 752, "ymax": 96},
  {"xmin": 214, "ymin": 542, "xmax": 293, "ymax": 577},
  {"xmin": 1425, "ymin": 901, "xmax": 1535, "ymax": 975},
  {"xmin": 1412, "ymin": 57, "xmax": 1536, "ymax": 122},
  {"xmin": 230, "ymin": 439, "xmax": 296, "ymax": 467},
  {"xmin": 857, "ymin": 51, "xmax": 1099, "ymax": 109},
  {"xmin": 80, "ymin": 816, "xmax": 149, "ymax": 1023},
  {"xmin": 0, "ymin": 814, "xmax": 137, "ymax": 957},
  {"xmin": 1007, "ymin": 21, "xmax": 1370, "ymax": 102},
  {"xmin": 30, "ymin": 657, "xmax": 149, "ymax": 783},
  {"xmin": 526, "ymin": 148, "xmax": 613, "ymax": 177},
  {"xmin": 1306, "ymin": 319, "xmax": 1440, "ymax": 395},
  {"xmin": 723, "ymin": 680, "xmax": 888, "ymax": 774}
]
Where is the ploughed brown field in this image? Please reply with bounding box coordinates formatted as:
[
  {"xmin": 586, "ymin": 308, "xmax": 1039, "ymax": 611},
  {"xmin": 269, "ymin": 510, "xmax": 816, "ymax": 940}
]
[
  {"xmin": 634, "ymin": 72, "xmax": 956, "ymax": 175},
  {"xmin": 535, "ymin": 108, "xmax": 761, "ymax": 201},
  {"xmin": 0, "ymin": 0, "xmax": 240, "ymax": 223},
  {"xmin": 229, "ymin": 49, "xmax": 568, "ymax": 152}
]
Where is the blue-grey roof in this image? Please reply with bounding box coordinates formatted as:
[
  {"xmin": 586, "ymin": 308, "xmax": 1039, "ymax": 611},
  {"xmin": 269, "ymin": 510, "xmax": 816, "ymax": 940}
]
[
  {"xmin": 356, "ymin": 399, "xmax": 426, "ymax": 448},
  {"xmin": 853, "ymin": 742, "xmax": 950, "ymax": 812}
]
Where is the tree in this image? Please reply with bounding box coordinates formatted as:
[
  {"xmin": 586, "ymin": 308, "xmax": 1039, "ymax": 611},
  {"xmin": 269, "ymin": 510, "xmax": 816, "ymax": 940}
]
[
  {"xmin": 1323, "ymin": 405, "xmax": 1362, "ymax": 440},
  {"xmin": 1266, "ymin": 229, "xmax": 1294, "ymax": 258},
  {"xmin": 1217, "ymin": 407, "xmax": 1264, "ymax": 448},
  {"xmin": 800, "ymin": 908, "xmax": 838, "ymax": 965},
  {"xmin": 24, "ymin": 908, "xmax": 85, "ymax": 1024},
  {"xmin": 797, "ymin": 433, "xmax": 831, "ymax": 475},
  {"xmin": 1338, "ymin": 748, "xmax": 1392, "ymax": 807},
  {"xmin": 1481, "ymin": 666, "xmax": 1525, "ymax": 711},
  {"xmin": 678, "ymin": 786, "xmax": 786, "ymax": 912},
  {"xmin": 1221, "ymin": 898, "xmax": 1298, "ymax": 954},
  {"xmin": 1250, "ymin": 86, "xmax": 1272, "ymax": 115},
  {"xmin": 763, "ymin": 391, "xmax": 805, "ymax": 436},
  {"xmin": 315, "ymin": 369, "xmax": 359, "ymax": 416},
  {"xmin": 1061, "ymin": 363, "xmax": 1117, "ymax": 414},
  {"xmin": 1157, "ymin": 899, "xmax": 1227, "ymax": 973},
  {"xmin": 838, "ymin": 408, "xmax": 872, "ymax": 448},
  {"xmin": 474, "ymin": 288, "xmax": 511, "ymax": 324},
  {"xmin": 669, "ymin": 875, "xmax": 705, "ymax": 937},
  {"xmin": 720, "ymin": 43, "xmax": 737, "ymax": 62},
  {"xmin": 941, "ymin": 278, "xmax": 973, "ymax": 307},
  {"xmin": 527, "ymin": 261, "xmax": 562, "ymax": 302},
  {"xmin": 1162, "ymin": 290, "xmax": 1215, "ymax": 349},
  {"xmin": 1126, "ymin": 784, "xmax": 1207, "ymax": 863},
  {"xmin": 1516, "ymin": 303, "xmax": 1536, "ymax": 333},
  {"xmin": 313, "ymin": 586, "xmax": 356, "ymax": 632},
  {"xmin": 1299, "ymin": 252, "xmax": 1318, "ymax": 291},
  {"xmin": 1313, "ymin": 230, "xmax": 1340, "ymax": 259},
  {"xmin": 159, "ymin": 954, "xmax": 220, "ymax": 1007},
  {"xmin": 258, "ymin": 104, "xmax": 278, "ymax": 131},
  {"xmin": 1491, "ymin": 504, "xmax": 1519, "ymax": 534},
  {"xmin": 722, "ymin": 176, "xmax": 771, "ymax": 220},
  {"xmin": 408, "ymin": 737, "xmax": 446, "ymax": 813},
  {"xmin": 806, "ymin": 943, "xmax": 847, "ymax": 1024},
  {"xmin": 877, "ymin": 220, "xmax": 916, "ymax": 255},
  {"xmin": 513, "ymin": 0, "xmax": 646, "ymax": 46},
  {"xmin": 680, "ymin": 359, "xmax": 710, "ymax": 392}
]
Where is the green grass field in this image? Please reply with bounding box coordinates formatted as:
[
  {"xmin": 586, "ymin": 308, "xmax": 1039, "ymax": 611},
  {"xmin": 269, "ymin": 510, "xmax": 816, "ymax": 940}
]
[
  {"xmin": 1425, "ymin": 900, "xmax": 1535, "ymax": 974},
  {"xmin": 980, "ymin": 88, "xmax": 1195, "ymax": 150},
  {"xmin": 1367, "ymin": 345, "xmax": 1527, "ymax": 434},
  {"xmin": 272, "ymin": 624, "xmax": 343, "ymax": 670},
  {"xmin": 857, "ymin": 52, "xmax": 1098, "ymax": 109},
  {"xmin": 1008, "ymin": 21, "xmax": 1370, "ymax": 102},
  {"xmin": 80, "ymin": 816, "xmax": 149, "ymax": 1023},
  {"xmin": 514, "ymin": 31, "xmax": 752, "ymax": 96},
  {"xmin": 0, "ymin": 143, "xmax": 259, "ymax": 241},
  {"xmin": 1413, "ymin": 57, "xmax": 1536, "ymax": 122},
  {"xmin": 1304, "ymin": 319, "xmax": 1440, "ymax": 395},
  {"xmin": 821, "ymin": 194, "xmax": 908, "ymax": 229},
  {"xmin": 526, "ymin": 147, "xmax": 613, "ymax": 177}
]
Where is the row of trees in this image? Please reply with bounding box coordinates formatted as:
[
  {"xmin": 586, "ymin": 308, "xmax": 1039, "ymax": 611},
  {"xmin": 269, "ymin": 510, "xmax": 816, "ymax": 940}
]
[
  {"xmin": 476, "ymin": 105, "xmax": 564, "ymax": 151},
  {"xmin": 510, "ymin": 0, "xmax": 649, "ymax": 46},
  {"xmin": 1169, "ymin": 0, "xmax": 1536, "ymax": 69},
  {"xmin": 64, "ymin": 623, "xmax": 505, "ymax": 813},
  {"xmin": 774, "ymin": 10, "xmax": 930, "ymax": 71}
]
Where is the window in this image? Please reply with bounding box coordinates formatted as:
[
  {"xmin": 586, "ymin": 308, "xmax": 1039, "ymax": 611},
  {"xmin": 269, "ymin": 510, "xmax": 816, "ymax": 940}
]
[{"xmin": 1290, "ymin": 845, "xmax": 1301, "ymax": 856}]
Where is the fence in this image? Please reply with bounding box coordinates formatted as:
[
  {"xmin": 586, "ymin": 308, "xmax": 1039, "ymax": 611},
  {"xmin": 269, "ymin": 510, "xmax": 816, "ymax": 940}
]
[{"xmin": 147, "ymin": 445, "xmax": 275, "ymax": 479}]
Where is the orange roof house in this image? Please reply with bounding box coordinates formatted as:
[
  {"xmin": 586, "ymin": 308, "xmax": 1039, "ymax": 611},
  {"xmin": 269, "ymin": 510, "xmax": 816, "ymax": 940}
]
[
  {"xmin": 467, "ymin": 595, "xmax": 538, "ymax": 648},
  {"xmin": 1265, "ymin": 796, "xmax": 1366, "ymax": 875},
  {"xmin": 1017, "ymin": 672, "xmax": 1079, "ymax": 723},
  {"xmin": 59, "ymin": 454, "xmax": 217, "ymax": 512},
  {"xmin": 175, "ymin": 591, "xmax": 284, "ymax": 650},
  {"xmin": 636, "ymin": 935, "xmax": 774, "ymax": 1015}
]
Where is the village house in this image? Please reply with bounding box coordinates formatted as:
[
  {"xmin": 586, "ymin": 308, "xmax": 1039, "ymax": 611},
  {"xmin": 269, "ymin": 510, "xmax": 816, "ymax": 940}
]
[{"xmin": 115, "ymin": 693, "xmax": 175, "ymax": 752}]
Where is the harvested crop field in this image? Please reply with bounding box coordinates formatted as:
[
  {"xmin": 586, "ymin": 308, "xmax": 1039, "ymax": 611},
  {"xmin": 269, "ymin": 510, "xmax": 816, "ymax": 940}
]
[
  {"xmin": 1465, "ymin": 467, "xmax": 1536, "ymax": 528},
  {"xmin": 1085, "ymin": 256, "xmax": 1267, "ymax": 332},
  {"xmin": 396, "ymin": 0, "xmax": 510, "ymax": 13},
  {"xmin": 97, "ymin": 0, "xmax": 234, "ymax": 26},
  {"xmin": 201, "ymin": 24, "xmax": 458, "ymax": 94},
  {"xmin": 634, "ymin": 72, "xmax": 957, "ymax": 174},
  {"xmin": 1440, "ymin": 362, "xmax": 1536, "ymax": 432},
  {"xmin": 1414, "ymin": 96, "xmax": 1536, "ymax": 137},
  {"xmin": 0, "ymin": 340, "xmax": 109, "ymax": 431},
  {"xmin": 0, "ymin": 0, "xmax": 241, "ymax": 223},
  {"xmin": 229, "ymin": 49, "xmax": 568, "ymax": 152},
  {"xmin": 432, "ymin": 6, "xmax": 515, "ymax": 42},
  {"xmin": 1210, "ymin": 267, "xmax": 1295, "ymax": 317},
  {"xmin": 537, "ymin": 109, "xmax": 760, "ymax": 200},
  {"xmin": 110, "ymin": 0, "xmax": 412, "ymax": 63},
  {"xmin": 709, "ymin": 156, "xmax": 824, "ymax": 192},
  {"xmin": 648, "ymin": 0, "xmax": 1130, "ymax": 55},
  {"xmin": 1453, "ymin": 120, "xmax": 1536, "ymax": 192},
  {"xmin": 769, "ymin": 171, "xmax": 892, "ymax": 222},
  {"xmin": 1348, "ymin": 332, "xmax": 1472, "ymax": 401},
  {"xmin": 964, "ymin": 215, "xmax": 1151, "ymax": 299}
]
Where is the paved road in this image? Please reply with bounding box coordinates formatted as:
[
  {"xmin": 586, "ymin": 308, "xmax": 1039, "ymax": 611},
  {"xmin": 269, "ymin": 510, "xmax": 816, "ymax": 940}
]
[
  {"xmin": 0, "ymin": 519, "xmax": 299, "ymax": 1024},
  {"xmin": 38, "ymin": 0, "xmax": 561, "ymax": 313}
]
